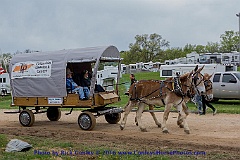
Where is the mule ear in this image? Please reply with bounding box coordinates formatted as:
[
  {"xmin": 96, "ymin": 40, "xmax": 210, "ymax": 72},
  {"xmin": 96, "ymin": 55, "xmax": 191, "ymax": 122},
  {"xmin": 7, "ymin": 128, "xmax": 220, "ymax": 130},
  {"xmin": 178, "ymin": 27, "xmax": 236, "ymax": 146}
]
[
  {"xmin": 188, "ymin": 70, "xmax": 193, "ymax": 78},
  {"xmin": 208, "ymin": 73, "xmax": 214, "ymax": 79},
  {"xmin": 176, "ymin": 72, "xmax": 180, "ymax": 77},
  {"xmin": 197, "ymin": 65, "xmax": 204, "ymax": 73},
  {"xmin": 194, "ymin": 65, "xmax": 198, "ymax": 72}
]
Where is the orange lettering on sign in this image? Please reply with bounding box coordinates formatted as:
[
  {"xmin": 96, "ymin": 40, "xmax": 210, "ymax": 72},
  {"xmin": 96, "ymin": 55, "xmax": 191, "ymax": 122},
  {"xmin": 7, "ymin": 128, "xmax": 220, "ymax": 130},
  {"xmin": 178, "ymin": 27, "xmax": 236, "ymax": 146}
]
[{"xmin": 13, "ymin": 64, "xmax": 34, "ymax": 72}]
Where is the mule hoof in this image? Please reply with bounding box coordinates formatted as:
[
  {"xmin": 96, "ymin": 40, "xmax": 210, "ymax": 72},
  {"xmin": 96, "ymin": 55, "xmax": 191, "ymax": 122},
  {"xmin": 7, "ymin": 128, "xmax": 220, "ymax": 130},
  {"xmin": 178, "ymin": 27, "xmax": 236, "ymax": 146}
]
[
  {"xmin": 179, "ymin": 124, "xmax": 184, "ymax": 128},
  {"xmin": 120, "ymin": 125, "xmax": 124, "ymax": 130},
  {"xmin": 135, "ymin": 122, "xmax": 138, "ymax": 126},
  {"xmin": 140, "ymin": 128, "xmax": 147, "ymax": 132},
  {"xmin": 157, "ymin": 124, "xmax": 161, "ymax": 128},
  {"xmin": 177, "ymin": 121, "xmax": 183, "ymax": 126},
  {"xmin": 184, "ymin": 130, "xmax": 190, "ymax": 134},
  {"xmin": 162, "ymin": 129, "xmax": 169, "ymax": 134}
]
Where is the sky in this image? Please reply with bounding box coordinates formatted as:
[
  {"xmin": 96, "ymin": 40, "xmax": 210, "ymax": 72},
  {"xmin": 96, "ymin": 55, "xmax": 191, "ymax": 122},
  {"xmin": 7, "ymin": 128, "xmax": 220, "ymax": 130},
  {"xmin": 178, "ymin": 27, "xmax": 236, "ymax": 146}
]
[{"xmin": 0, "ymin": 0, "xmax": 240, "ymax": 53}]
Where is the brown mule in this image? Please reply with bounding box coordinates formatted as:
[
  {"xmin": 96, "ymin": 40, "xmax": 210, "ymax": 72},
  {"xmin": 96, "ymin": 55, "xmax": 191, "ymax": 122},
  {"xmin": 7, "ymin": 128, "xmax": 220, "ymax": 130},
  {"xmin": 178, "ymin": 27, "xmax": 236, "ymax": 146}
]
[{"xmin": 120, "ymin": 66, "xmax": 206, "ymax": 134}]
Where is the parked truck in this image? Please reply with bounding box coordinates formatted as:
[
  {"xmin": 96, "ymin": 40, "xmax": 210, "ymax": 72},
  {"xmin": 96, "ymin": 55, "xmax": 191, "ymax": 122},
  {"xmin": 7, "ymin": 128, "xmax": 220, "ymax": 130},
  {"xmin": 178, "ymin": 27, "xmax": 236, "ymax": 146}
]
[{"xmin": 211, "ymin": 71, "xmax": 240, "ymax": 100}]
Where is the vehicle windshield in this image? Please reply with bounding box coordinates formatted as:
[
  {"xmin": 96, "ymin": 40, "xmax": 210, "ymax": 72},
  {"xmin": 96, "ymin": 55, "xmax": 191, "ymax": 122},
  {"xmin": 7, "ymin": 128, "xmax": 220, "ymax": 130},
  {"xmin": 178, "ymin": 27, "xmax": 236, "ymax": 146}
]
[{"xmin": 233, "ymin": 73, "xmax": 240, "ymax": 80}]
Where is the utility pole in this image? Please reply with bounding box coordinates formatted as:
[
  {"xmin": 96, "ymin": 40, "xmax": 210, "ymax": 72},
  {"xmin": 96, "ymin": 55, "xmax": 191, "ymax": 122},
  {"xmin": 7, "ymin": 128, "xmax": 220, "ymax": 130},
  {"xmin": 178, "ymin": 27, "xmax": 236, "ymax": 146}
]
[{"xmin": 237, "ymin": 12, "xmax": 240, "ymax": 52}]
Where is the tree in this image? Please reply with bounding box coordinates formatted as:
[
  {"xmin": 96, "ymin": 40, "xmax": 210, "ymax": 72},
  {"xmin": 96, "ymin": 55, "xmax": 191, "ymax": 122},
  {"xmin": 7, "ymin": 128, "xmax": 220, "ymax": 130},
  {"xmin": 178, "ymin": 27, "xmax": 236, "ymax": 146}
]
[
  {"xmin": 162, "ymin": 47, "xmax": 185, "ymax": 61},
  {"xmin": 220, "ymin": 30, "xmax": 239, "ymax": 52},
  {"xmin": 128, "ymin": 33, "xmax": 170, "ymax": 63},
  {"xmin": 183, "ymin": 44, "xmax": 196, "ymax": 53},
  {"xmin": 205, "ymin": 42, "xmax": 220, "ymax": 53},
  {"xmin": 120, "ymin": 51, "xmax": 135, "ymax": 64},
  {"xmin": 0, "ymin": 53, "xmax": 12, "ymax": 72},
  {"xmin": 195, "ymin": 45, "xmax": 206, "ymax": 53}
]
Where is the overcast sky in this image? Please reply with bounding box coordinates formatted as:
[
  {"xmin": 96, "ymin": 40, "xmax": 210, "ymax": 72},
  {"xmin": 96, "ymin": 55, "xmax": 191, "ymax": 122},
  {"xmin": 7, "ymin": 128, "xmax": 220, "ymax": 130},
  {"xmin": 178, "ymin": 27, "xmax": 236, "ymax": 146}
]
[{"xmin": 0, "ymin": 0, "xmax": 239, "ymax": 53}]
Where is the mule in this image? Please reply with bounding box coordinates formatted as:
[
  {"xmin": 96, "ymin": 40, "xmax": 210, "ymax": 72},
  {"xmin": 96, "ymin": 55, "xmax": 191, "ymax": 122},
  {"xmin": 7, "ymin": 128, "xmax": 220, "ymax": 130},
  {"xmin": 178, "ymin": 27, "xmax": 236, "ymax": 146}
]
[
  {"xmin": 203, "ymin": 73, "xmax": 213, "ymax": 101},
  {"xmin": 177, "ymin": 72, "xmax": 213, "ymax": 128},
  {"xmin": 120, "ymin": 66, "xmax": 205, "ymax": 134},
  {"xmin": 149, "ymin": 66, "xmax": 211, "ymax": 129}
]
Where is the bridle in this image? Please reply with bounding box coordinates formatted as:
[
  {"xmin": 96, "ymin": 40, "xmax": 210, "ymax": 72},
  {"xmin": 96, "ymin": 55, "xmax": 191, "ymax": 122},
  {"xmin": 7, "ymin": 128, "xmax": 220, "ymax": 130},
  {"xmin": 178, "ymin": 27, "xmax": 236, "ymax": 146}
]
[
  {"xmin": 204, "ymin": 79, "xmax": 213, "ymax": 92},
  {"xmin": 190, "ymin": 71, "xmax": 205, "ymax": 95},
  {"xmin": 176, "ymin": 72, "xmax": 196, "ymax": 99},
  {"xmin": 193, "ymin": 72, "xmax": 204, "ymax": 87}
]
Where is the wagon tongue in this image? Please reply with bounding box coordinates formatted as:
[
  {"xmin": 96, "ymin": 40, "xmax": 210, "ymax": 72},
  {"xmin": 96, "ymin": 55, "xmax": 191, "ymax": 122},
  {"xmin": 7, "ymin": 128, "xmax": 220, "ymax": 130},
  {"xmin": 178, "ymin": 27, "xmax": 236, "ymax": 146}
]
[{"xmin": 97, "ymin": 108, "xmax": 123, "ymax": 115}]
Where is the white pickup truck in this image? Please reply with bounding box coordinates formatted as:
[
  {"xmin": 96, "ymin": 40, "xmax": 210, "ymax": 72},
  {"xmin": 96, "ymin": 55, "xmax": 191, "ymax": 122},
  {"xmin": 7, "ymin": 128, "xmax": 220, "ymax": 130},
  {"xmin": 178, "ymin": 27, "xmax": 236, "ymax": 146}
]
[{"xmin": 211, "ymin": 71, "xmax": 240, "ymax": 101}]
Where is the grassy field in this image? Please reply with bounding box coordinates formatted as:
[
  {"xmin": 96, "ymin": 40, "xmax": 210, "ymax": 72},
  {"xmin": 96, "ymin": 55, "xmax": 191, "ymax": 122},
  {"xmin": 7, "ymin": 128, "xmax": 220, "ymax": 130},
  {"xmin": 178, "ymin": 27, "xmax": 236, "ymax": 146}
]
[
  {"xmin": 115, "ymin": 72, "xmax": 240, "ymax": 114},
  {"xmin": 1, "ymin": 71, "xmax": 240, "ymax": 114}
]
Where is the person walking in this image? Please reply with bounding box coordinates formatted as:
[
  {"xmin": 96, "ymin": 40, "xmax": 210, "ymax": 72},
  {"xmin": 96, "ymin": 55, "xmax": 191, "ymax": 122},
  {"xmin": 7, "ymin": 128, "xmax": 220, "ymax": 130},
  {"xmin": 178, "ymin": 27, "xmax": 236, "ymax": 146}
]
[
  {"xmin": 130, "ymin": 73, "xmax": 137, "ymax": 85},
  {"xmin": 201, "ymin": 95, "xmax": 217, "ymax": 115},
  {"xmin": 125, "ymin": 73, "xmax": 137, "ymax": 96},
  {"xmin": 192, "ymin": 93, "xmax": 203, "ymax": 114}
]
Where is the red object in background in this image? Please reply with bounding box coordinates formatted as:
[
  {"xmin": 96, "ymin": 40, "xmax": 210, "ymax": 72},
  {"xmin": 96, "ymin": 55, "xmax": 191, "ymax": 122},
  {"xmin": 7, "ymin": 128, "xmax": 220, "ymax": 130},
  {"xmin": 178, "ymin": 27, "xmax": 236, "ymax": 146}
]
[{"xmin": 0, "ymin": 67, "xmax": 6, "ymax": 74}]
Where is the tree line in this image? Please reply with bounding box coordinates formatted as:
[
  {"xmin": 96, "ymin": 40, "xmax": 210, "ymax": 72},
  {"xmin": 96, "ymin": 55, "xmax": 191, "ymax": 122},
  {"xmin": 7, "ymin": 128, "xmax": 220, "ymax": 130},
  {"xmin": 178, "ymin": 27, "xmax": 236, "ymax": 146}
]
[{"xmin": 121, "ymin": 30, "xmax": 239, "ymax": 64}]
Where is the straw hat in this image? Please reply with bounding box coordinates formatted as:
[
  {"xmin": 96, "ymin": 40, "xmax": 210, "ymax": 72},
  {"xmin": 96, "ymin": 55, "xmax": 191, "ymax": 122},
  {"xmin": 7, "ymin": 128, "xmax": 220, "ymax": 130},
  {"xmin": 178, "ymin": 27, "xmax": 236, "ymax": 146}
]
[{"xmin": 66, "ymin": 68, "xmax": 73, "ymax": 75}]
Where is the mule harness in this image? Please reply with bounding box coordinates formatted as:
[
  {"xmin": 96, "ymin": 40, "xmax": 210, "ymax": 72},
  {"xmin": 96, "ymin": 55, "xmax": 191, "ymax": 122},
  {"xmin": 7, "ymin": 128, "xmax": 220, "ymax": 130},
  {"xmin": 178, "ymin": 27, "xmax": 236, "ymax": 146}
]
[{"xmin": 130, "ymin": 77, "xmax": 192, "ymax": 106}]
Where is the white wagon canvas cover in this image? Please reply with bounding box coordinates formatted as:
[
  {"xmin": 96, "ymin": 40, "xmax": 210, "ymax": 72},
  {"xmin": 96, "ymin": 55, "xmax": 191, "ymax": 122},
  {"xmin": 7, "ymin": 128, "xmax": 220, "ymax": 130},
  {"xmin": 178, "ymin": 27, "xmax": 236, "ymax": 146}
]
[{"xmin": 9, "ymin": 46, "xmax": 120, "ymax": 97}]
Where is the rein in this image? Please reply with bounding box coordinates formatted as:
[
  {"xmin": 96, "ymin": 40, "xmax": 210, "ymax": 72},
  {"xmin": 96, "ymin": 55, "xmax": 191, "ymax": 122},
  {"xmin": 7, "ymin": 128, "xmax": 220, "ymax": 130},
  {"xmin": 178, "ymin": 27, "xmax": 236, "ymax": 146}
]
[{"xmin": 130, "ymin": 80, "xmax": 165, "ymax": 101}]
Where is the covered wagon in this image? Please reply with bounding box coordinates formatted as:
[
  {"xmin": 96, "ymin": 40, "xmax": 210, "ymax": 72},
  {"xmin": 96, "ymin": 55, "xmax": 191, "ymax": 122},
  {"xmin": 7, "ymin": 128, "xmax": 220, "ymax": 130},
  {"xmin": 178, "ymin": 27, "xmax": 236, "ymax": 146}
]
[{"xmin": 8, "ymin": 45, "xmax": 123, "ymax": 130}]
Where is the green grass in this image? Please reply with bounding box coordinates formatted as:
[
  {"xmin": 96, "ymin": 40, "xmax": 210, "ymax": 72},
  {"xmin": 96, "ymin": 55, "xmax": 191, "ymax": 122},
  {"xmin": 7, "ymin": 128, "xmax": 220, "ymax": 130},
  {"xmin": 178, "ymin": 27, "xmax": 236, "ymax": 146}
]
[
  {"xmin": 0, "ymin": 96, "xmax": 12, "ymax": 109},
  {"xmin": 0, "ymin": 134, "xmax": 8, "ymax": 149}
]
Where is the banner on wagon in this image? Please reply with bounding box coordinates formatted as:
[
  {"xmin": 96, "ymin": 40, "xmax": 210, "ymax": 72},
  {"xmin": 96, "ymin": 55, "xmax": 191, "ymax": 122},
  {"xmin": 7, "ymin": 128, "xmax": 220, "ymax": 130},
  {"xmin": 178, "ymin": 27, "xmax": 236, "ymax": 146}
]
[{"xmin": 11, "ymin": 60, "xmax": 52, "ymax": 79}]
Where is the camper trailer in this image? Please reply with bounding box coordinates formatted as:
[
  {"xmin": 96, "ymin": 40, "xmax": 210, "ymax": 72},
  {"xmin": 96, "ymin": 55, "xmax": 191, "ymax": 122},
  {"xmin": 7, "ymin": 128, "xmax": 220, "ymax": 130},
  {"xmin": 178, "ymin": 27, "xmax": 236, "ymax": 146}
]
[
  {"xmin": 96, "ymin": 66, "xmax": 121, "ymax": 91},
  {"xmin": 129, "ymin": 64, "xmax": 137, "ymax": 73},
  {"xmin": 121, "ymin": 64, "xmax": 127, "ymax": 74},
  {"xmin": 151, "ymin": 62, "xmax": 163, "ymax": 72},
  {"xmin": 160, "ymin": 64, "xmax": 237, "ymax": 77},
  {"xmin": 0, "ymin": 73, "xmax": 10, "ymax": 95}
]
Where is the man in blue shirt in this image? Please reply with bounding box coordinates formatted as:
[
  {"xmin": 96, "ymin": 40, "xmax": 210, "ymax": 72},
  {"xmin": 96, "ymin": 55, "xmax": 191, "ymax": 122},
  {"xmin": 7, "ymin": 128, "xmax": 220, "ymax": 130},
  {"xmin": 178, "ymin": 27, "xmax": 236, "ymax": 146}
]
[
  {"xmin": 80, "ymin": 70, "xmax": 91, "ymax": 99},
  {"xmin": 192, "ymin": 90, "xmax": 203, "ymax": 115},
  {"xmin": 66, "ymin": 68, "xmax": 88, "ymax": 100}
]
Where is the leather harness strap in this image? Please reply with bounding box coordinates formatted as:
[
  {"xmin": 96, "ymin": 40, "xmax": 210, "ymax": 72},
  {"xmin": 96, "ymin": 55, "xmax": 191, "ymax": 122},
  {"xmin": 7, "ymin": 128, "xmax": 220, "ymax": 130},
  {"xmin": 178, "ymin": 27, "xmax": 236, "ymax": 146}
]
[{"xmin": 159, "ymin": 81, "xmax": 166, "ymax": 105}]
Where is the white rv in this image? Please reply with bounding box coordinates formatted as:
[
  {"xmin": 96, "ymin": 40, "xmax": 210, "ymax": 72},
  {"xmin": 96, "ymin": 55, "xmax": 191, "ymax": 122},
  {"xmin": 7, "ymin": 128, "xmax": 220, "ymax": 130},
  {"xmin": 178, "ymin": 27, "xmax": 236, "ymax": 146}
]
[
  {"xmin": 121, "ymin": 64, "xmax": 127, "ymax": 74},
  {"xmin": 96, "ymin": 66, "xmax": 121, "ymax": 91},
  {"xmin": 160, "ymin": 64, "xmax": 237, "ymax": 78},
  {"xmin": 129, "ymin": 64, "xmax": 137, "ymax": 73},
  {"xmin": 0, "ymin": 73, "xmax": 10, "ymax": 94},
  {"xmin": 135, "ymin": 62, "xmax": 153, "ymax": 71}
]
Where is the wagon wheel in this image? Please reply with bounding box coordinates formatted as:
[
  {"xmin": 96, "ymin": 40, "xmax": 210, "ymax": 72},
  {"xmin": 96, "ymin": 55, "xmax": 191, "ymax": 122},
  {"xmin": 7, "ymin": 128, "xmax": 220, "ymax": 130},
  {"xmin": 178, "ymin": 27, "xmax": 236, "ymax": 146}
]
[
  {"xmin": 78, "ymin": 111, "xmax": 96, "ymax": 131},
  {"xmin": 19, "ymin": 109, "xmax": 35, "ymax": 127},
  {"xmin": 47, "ymin": 107, "xmax": 61, "ymax": 121},
  {"xmin": 105, "ymin": 113, "xmax": 121, "ymax": 124}
]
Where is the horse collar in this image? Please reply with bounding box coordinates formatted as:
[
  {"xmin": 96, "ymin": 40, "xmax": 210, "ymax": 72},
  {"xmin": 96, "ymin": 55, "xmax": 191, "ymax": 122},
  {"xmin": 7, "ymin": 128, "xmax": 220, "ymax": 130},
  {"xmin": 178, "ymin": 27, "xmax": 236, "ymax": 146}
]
[{"xmin": 173, "ymin": 77, "xmax": 184, "ymax": 97}]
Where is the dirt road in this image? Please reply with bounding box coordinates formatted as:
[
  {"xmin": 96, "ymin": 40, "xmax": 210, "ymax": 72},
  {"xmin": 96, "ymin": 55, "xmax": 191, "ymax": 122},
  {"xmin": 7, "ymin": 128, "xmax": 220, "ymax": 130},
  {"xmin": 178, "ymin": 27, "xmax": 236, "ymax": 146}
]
[{"xmin": 0, "ymin": 109, "xmax": 240, "ymax": 159}]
